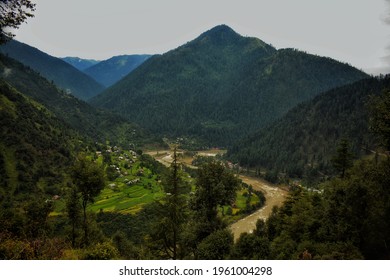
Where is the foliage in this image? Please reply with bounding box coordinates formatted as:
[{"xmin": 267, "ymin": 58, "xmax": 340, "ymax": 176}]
[
  {"xmin": 231, "ymin": 232, "xmax": 270, "ymax": 260},
  {"xmin": 71, "ymin": 155, "xmax": 105, "ymax": 246},
  {"xmin": 91, "ymin": 25, "xmax": 367, "ymax": 147},
  {"xmin": 0, "ymin": 80, "xmax": 77, "ymax": 196},
  {"xmin": 227, "ymin": 76, "xmax": 390, "ymax": 177},
  {"xmin": 369, "ymin": 88, "xmax": 390, "ymax": 152},
  {"xmin": 331, "ymin": 138, "xmax": 353, "ymax": 178},
  {"xmin": 0, "ymin": 0, "xmax": 35, "ymax": 44},
  {"xmin": 0, "ymin": 54, "xmax": 160, "ymax": 147},
  {"xmin": 230, "ymin": 155, "xmax": 390, "ymax": 260},
  {"xmin": 82, "ymin": 241, "xmax": 119, "ymax": 260},
  {"xmin": 149, "ymin": 148, "xmax": 190, "ymax": 259},
  {"xmin": 192, "ymin": 160, "xmax": 240, "ymax": 226},
  {"xmin": 196, "ymin": 229, "xmax": 233, "ymax": 260},
  {"xmin": 66, "ymin": 186, "xmax": 81, "ymax": 247},
  {"xmin": 0, "ymin": 40, "xmax": 104, "ymax": 100}
]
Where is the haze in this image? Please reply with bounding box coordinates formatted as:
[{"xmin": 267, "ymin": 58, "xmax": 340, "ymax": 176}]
[{"xmin": 13, "ymin": 0, "xmax": 390, "ymax": 75}]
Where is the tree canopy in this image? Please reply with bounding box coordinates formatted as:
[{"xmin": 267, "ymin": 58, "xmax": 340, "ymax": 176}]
[{"xmin": 0, "ymin": 0, "xmax": 36, "ymax": 44}]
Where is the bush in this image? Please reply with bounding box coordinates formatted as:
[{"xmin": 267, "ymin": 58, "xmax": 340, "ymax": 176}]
[{"xmin": 83, "ymin": 241, "xmax": 119, "ymax": 260}]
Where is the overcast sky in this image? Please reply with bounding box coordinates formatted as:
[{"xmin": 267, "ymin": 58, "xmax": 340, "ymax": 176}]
[{"xmin": 13, "ymin": 0, "xmax": 390, "ymax": 75}]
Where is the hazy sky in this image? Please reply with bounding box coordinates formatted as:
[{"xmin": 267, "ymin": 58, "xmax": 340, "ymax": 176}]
[{"xmin": 13, "ymin": 0, "xmax": 390, "ymax": 75}]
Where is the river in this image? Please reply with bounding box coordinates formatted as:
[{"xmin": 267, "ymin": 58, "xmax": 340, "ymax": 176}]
[{"xmin": 146, "ymin": 149, "xmax": 288, "ymax": 240}]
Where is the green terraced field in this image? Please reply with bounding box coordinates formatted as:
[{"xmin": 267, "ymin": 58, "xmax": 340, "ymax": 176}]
[{"xmin": 90, "ymin": 183, "xmax": 164, "ymax": 214}]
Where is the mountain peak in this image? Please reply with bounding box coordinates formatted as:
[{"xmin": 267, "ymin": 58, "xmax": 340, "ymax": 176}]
[{"xmin": 196, "ymin": 24, "xmax": 241, "ymax": 44}]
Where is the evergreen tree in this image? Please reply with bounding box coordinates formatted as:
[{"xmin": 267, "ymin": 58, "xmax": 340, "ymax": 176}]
[
  {"xmin": 66, "ymin": 186, "xmax": 81, "ymax": 248},
  {"xmin": 71, "ymin": 155, "xmax": 105, "ymax": 246},
  {"xmin": 150, "ymin": 148, "xmax": 189, "ymax": 259},
  {"xmin": 193, "ymin": 160, "xmax": 240, "ymax": 230},
  {"xmin": 331, "ymin": 138, "xmax": 353, "ymax": 178},
  {"xmin": 369, "ymin": 89, "xmax": 390, "ymax": 153}
]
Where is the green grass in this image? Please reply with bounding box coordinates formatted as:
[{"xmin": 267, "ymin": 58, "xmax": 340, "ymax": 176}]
[
  {"xmin": 87, "ymin": 150, "xmax": 165, "ymax": 214},
  {"xmin": 90, "ymin": 183, "xmax": 164, "ymax": 214}
]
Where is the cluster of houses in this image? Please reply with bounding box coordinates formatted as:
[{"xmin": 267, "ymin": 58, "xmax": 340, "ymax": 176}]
[
  {"xmin": 124, "ymin": 178, "xmax": 140, "ymax": 186},
  {"xmin": 97, "ymin": 146, "xmax": 146, "ymax": 188},
  {"xmin": 225, "ymin": 161, "xmax": 241, "ymax": 171}
]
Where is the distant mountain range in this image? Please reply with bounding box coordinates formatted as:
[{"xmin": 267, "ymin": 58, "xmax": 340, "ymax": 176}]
[
  {"xmin": 0, "ymin": 40, "xmax": 104, "ymax": 100},
  {"xmin": 90, "ymin": 25, "xmax": 369, "ymax": 146},
  {"xmin": 61, "ymin": 57, "xmax": 100, "ymax": 71},
  {"xmin": 83, "ymin": 55, "xmax": 151, "ymax": 87},
  {"xmin": 227, "ymin": 76, "xmax": 390, "ymax": 176}
]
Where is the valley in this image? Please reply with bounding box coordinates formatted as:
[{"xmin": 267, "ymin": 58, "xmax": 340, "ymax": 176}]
[
  {"xmin": 146, "ymin": 148, "xmax": 288, "ymax": 239},
  {"xmin": 229, "ymin": 175, "xmax": 287, "ymax": 240}
]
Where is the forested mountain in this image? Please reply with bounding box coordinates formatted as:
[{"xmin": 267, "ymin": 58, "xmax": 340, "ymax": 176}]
[
  {"xmin": 0, "ymin": 80, "xmax": 79, "ymax": 198},
  {"xmin": 0, "ymin": 54, "xmax": 157, "ymax": 147},
  {"xmin": 90, "ymin": 25, "xmax": 368, "ymax": 146},
  {"xmin": 227, "ymin": 76, "xmax": 390, "ymax": 177},
  {"xmin": 83, "ymin": 55, "xmax": 151, "ymax": 87},
  {"xmin": 0, "ymin": 40, "xmax": 104, "ymax": 100},
  {"xmin": 61, "ymin": 57, "xmax": 100, "ymax": 71}
]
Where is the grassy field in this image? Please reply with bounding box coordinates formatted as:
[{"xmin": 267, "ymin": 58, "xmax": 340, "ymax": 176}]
[
  {"xmin": 90, "ymin": 181, "xmax": 164, "ymax": 214},
  {"xmin": 52, "ymin": 147, "xmax": 265, "ymax": 220},
  {"xmin": 89, "ymin": 148, "xmax": 165, "ymax": 214}
]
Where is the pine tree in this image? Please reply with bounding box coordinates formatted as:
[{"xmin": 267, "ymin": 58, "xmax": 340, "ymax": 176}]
[{"xmin": 331, "ymin": 138, "xmax": 353, "ymax": 178}]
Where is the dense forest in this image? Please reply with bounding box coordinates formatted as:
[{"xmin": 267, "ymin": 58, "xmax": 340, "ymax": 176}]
[
  {"xmin": 90, "ymin": 25, "xmax": 367, "ymax": 147},
  {"xmin": 227, "ymin": 76, "xmax": 390, "ymax": 178},
  {"xmin": 0, "ymin": 54, "xmax": 161, "ymax": 147},
  {"xmin": 0, "ymin": 40, "xmax": 104, "ymax": 100},
  {"xmin": 0, "ymin": 80, "xmax": 79, "ymax": 196}
]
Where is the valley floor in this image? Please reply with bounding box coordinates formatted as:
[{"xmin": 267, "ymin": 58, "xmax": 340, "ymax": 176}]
[
  {"xmin": 229, "ymin": 175, "xmax": 288, "ymax": 239},
  {"xmin": 146, "ymin": 149, "xmax": 288, "ymax": 239}
]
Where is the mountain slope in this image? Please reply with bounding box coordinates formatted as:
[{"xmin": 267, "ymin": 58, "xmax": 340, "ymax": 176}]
[
  {"xmin": 90, "ymin": 25, "xmax": 368, "ymax": 146},
  {"xmin": 0, "ymin": 54, "xmax": 157, "ymax": 147},
  {"xmin": 61, "ymin": 56, "xmax": 100, "ymax": 71},
  {"xmin": 0, "ymin": 80, "xmax": 78, "ymax": 196},
  {"xmin": 84, "ymin": 54, "xmax": 151, "ymax": 87},
  {"xmin": 0, "ymin": 40, "xmax": 104, "ymax": 100},
  {"xmin": 226, "ymin": 76, "xmax": 390, "ymax": 177}
]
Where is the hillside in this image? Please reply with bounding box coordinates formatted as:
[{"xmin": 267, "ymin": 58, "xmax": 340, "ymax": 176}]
[
  {"xmin": 84, "ymin": 55, "xmax": 151, "ymax": 87},
  {"xmin": 0, "ymin": 54, "xmax": 158, "ymax": 147},
  {"xmin": 0, "ymin": 40, "xmax": 104, "ymax": 100},
  {"xmin": 61, "ymin": 57, "xmax": 100, "ymax": 71},
  {"xmin": 0, "ymin": 80, "xmax": 78, "ymax": 197},
  {"xmin": 227, "ymin": 76, "xmax": 390, "ymax": 177},
  {"xmin": 90, "ymin": 25, "xmax": 368, "ymax": 147}
]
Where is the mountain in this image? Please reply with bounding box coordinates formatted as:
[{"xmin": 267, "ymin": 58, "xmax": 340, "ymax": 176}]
[
  {"xmin": 226, "ymin": 76, "xmax": 390, "ymax": 177},
  {"xmin": 61, "ymin": 56, "xmax": 100, "ymax": 71},
  {"xmin": 0, "ymin": 54, "xmax": 158, "ymax": 147},
  {"xmin": 0, "ymin": 79, "xmax": 79, "ymax": 196},
  {"xmin": 90, "ymin": 25, "xmax": 368, "ymax": 147},
  {"xmin": 83, "ymin": 55, "xmax": 151, "ymax": 87},
  {"xmin": 0, "ymin": 40, "xmax": 104, "ymax": 100}
]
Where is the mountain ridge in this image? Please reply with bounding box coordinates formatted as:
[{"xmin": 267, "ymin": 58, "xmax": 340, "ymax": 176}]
[
  {"xmin": 0, "ymin": 40, "xmax": 104, "ymax": 100},
  {"xmin": 226, "ymin": 76, "xmax": 390, "ymax": 177},
  {"xmin": 83, "ymin": 54, "xmax": 151, "ymax": 87},
  {"xmin": 0, "ymin": 54, "xmax": 158, "ymax": 147},
  {"xmin": 61, "ymin": 56, "xmax": 101, "ymax": 71},
  {"xmin": 90, "ymin": 25, "xmax": 368, "ymax": 147}
]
